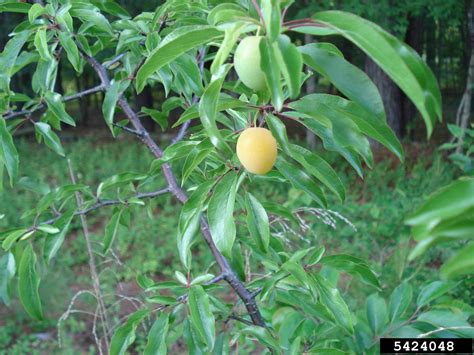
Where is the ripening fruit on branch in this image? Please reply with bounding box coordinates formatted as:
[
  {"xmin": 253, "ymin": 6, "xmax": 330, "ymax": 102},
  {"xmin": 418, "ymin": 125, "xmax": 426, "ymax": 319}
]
[
  {"xmin": 234, "ymin": 36, "xmax": 267, "ymax": 91},
  {"xmin": 236, "ymin": 127, "xmax": 277, "ymax": 175}
]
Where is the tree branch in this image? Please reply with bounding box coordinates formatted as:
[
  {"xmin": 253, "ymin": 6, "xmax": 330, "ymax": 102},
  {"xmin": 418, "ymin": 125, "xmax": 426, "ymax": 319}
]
[
  {"xmin": 77, "ymin": 43, "xmax": 267, "ymax": 327},
  {"xmin": 3, "ymin": 85, "xmax": 105, "ymax": 120},
  {"xmin": 37, "ymin": 187, "xmax": 170, "ymax": 228}
]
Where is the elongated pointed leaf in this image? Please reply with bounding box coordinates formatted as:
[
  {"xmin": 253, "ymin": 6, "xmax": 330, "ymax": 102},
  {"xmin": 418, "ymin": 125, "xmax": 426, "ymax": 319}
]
[
  {"xmin": 34, "ymin": 27, "xmax": 51, "ymax": 61},
  {"xmin": 144, "ymin": 314, "xmax": 169, "ymax": 355},
  {"xmin": 103, "ymin": 80, "xmax": 130, "ymax": 132},
  {"xmin": 44, "ymin": 92, "xmax": 76, "ymax": 126},
  {"xmin": 313, "ymin": 11, "xmax": 442, "ymax": 136},
  {"xmin": 300, "ymin": 44, "xmax": 384, "ymax": 121},
  {"xmin": 34, "ymin": 122, "xmax": 65, "ymax": 156},
  {"xmin": 178, "ymin": 181, "xmax": 214, "ymax": 269},
  {"xmin": 44, "ymin": 209, "xmax": 75, "ymax": 263},
  {"xmin": 137, "ymin": 26, "xmax": 222, "ymax": 92},
  {"xmin": 275, "ymin": 156, "xmax": 326, "ymax": 207},
  {"xmin": 265, "ymin": 113, "xmax": 345, "ymax": 201},
  {"xmin": 188, "ymin": 286, "xmax": 215, "ymax": 350},
  {"xmin": 417, "ymin": 281, "xmax": 458, "ymax": 308},
  {"xmin": 319, "ymin": 254, "xmax": 380, "ymax": 289},
  {"xmin": 110, "ymin": 309, "xmax": 149, "ymax": 355},
  {"xmin": 260, "ymin": 38, "xmax": 283, "ymax": 111},
  {"xmin": 245, "ymin": 192, "xmax": 270, "ymax": 253},
  {"xmin": 0, "ymin": 118, "xmax": 19, "ymax": 185},
  {"xmin": 199, "ymin": 65, "xmax": 233, "ymax": 154},
  {"xmin": 276, "ymin": 35, "xmax": 302, "ymax": 99},
  {"xmin": 58, "ymin": 31, "xmax": 80, "ymax": 72},
  {"xmin": 103, "ymin": 208, "xmax": 124, "ymax": 254},
  {"xmin": 312, "ymin": 274, "xmax": 353, "ymax": 334},
  {"xmin": 18, "ymin": 245, "xmax": 43, "ymax": 320},
  {"xmin": 211, "ymin": 22, "xmax": 246, "ymax": 74},
  {"xmin": 440, "ymin": 243, "xmax": 474, "ymax": 279},
  {"xmin": 366, "ymin": 293, "xmax": 387, "ymax": 335},
  {"xmin": 207, "ymin": 172, "xmax": 238, "ymax": 256},
  {"xmin": 388, "ymin": 282, "xmax": 412, "ymax": 322}
]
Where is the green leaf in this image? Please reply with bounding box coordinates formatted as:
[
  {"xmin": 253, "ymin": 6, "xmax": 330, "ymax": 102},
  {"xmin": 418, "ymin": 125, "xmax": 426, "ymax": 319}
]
[
  {"xmin": 406, "ymin": 178, "xmax": 474, "ymax": 228},
  {"xmin": 44, "ymin": 209, "xmax": 75, "ymax": 263},
  {"xmin": 70, "ymin": 5, "xmax": 113, "ymax": 36},
  {"xmin": 289, "ymin": 26, "xmax": 339, "ymax": 37},
  {"xmin": 0, "ymin": 30, "xmax": 30, "ymax": 77},
  {"xmin": 184, "ymin": 318, "xmax": 206, "ymax": 354},
  {"xmin": 44, "ymin": 92, "xmax": 76, "ymax": 126},
  {"xmin": 34, "ymin": 27, "xmax": 51, "ymax": 61},
  {"xmin": 103, "ymin": 80, "xmax": 130, "ymax": 132},
  {"xmin": 103, "ymin": 208, "xmax": 124, "ymax": 254},
  {"xmin": 142, "ymin": 108, "xmax": 168, "ymax": 131},
  {"xmin": 188, "ymin": 286, "xmax": 215, "ymax": 350},
  {"xmin": 275, "ymin": 35, "xmax": 302, "ymax": 99},
  {"xmin": 0, "ymin": 118, "xmax": 19, "ymax": 185},
  {"xmin": 2, "ymin": 229, "xmax": 30, "ymax": 250},
  {"xmin": 261, "ymin": 0, "xmax": 280, "ymax": 42},
  {"xmin": 28, "ymin": 3, "xmax": 45, "ymax": 23},
  {"xmin": 0, "ymin": 1, "xmax": 31, "ymax": 13},
  {"xmin": 302, "ymin": 94, "xmax": 402, "ymax": 161},
  {"xmin": 178, "ymin": 181, "xmax": 214, "ymax": 270},
  {"xmin": 319, "ymin": 254, "xmax": 380, "ymax": 289},
  {"xmin": 208, "ymin": 173, "xmax": 238, "ymax": 256},
  {"xmin": 211, "ymin": 22, "xmax": 246, "ymax": 75},
  {"xmin": 182, "ymin": 140, "xmax": 213, "ymax": 184},
  {"xmin": 110, "ymin": 309, "xmax": 149, "ymax": 355},
  {"xmin": 417, "ymin": 281, "xmax": 458, "ymax": 308},
  {"xmin": 144, "ymin": 314, "xmax": 169, "ymax": 355},
  {"xmin": 240, "ymin": 326, "xmax": 280, "ymax": 351},
  {"xmin": 174, "ymin": 97, "xmax": 247, "ymax": 127},
  {"xmin": 313, "ymin": 11, "xmax": 442, "ymax": 136},
  {"xmin": 417, "ymin": 310, "xmax": 474, "ymax": 338},
  {"xmin": 290, "ymin": 144, "xmax": 345, "ymax": 202},
  {"xmin": 34, "ymin": 122, "xmax": 65, "ymax": 156},
  {"xmin": 300, "ymin": 44, "xmax": 384, "ymax": 121},
  {"xmin": 275, "ymin": 156, "xmax": 326, "ymax": 207},
  {"xmin": 388, "ymin": 282, "xmax": 412, "ymax": 322},
  {"xmin": 245, "ymin": 192, "xmax": 270, "ymax": 253},
  {"xmin": 18, "ymin": 245, "xmax": 43, "ymax": 320},
  {"xmin": 440, "ymin": 243, "xmax": 474, "ymax": 279},
  {"xmin": 136, "ymin": 26, "xmax": 222, "ymax": 92},
  {"xmin": 198, "ymin": 65, "xmax": 233, "ymax": 155},
  {"xmin": 366, "ymin": 293, "xmax": 387, "ymax": 335},
  {"xmin": 312, "ymin": 274, "xmax": 353, "ymax": 334},
  {"xmin": 288, "ymin": 99, "xmax": 372, "ymax": 176},
  {"xmin": 0, "ymin": 252, "xmax": 15, "ymax": 305},
  {"xmin": 37, "ymin": 225, "xmax": 59, "ymax": 234},
  {"xmin": 260, "ymin": 37, "xmax": 283, "ymax": 111},
  {"xmin": 208, "ymin": 3, "xmax": 248, "ymax": 26},
  {"xmin": 58, "ymin": 32, "xmax": 80, "ymax": 72}
]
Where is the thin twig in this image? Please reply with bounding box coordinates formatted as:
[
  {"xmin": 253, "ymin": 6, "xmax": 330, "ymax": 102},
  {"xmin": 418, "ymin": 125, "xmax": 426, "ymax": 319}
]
[
  {"xmin": 68, "ymin": 159, "xmax": 110, "ymax": 354},
  {"xmin": 3, "ymin": 85, "xmax": 104, "ymax": 120}
]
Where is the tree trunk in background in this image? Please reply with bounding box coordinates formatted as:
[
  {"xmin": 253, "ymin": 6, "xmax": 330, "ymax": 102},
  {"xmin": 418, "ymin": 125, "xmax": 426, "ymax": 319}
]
[
  {"xmin": 403, "ymin": 13, "xmax": 425, "ymax": 137},
  {"xmin": 304, "ymin": 33, "xmax": 317, "ymax": 149},
  {"xmin": 455, "ymin": 0, "xmax": 474, "ymax": 153},
  {"xmin": 426, "ymin": 16, "xmax": 437, "ymax": 74},
  {"xmin": 365, "ymin": 56, "xmax": 403, "ymax": 138}
]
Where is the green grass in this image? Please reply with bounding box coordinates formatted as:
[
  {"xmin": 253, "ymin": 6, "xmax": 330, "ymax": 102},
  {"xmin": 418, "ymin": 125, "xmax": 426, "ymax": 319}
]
[{"xmin": 0, "ymin": 136, "xmax": 462, "ymax": 353}]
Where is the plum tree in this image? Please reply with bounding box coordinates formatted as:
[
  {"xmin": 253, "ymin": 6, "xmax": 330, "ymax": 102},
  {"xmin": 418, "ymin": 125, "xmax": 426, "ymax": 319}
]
[
  {"xmin": 233, "ymin": 36, "xmax": 267, "ymax": 91},
  {"xmin": 0, "ymin": 0, "xmax": 450, "ymax": 354},
  {"xmin": 236, "ymin": 127, "xmax": 277, "ymax": 174}
]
